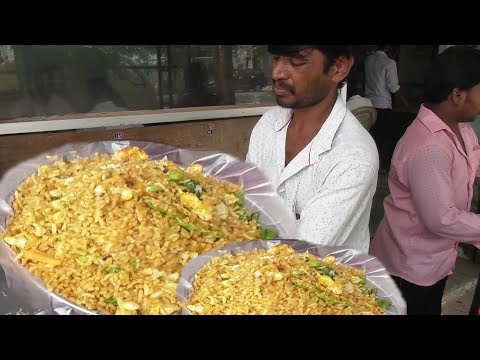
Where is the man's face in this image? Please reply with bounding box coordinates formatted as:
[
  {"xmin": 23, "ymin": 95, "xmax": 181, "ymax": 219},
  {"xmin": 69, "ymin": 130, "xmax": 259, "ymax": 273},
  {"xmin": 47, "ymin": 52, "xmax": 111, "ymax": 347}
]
[{"xmin": 271, "ymin": 48, "xmax": 336, "ymax": 109}]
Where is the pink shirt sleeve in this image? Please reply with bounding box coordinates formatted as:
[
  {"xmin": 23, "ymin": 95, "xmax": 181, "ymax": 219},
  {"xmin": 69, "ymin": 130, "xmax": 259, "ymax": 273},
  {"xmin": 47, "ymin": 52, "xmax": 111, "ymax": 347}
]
[{"xmin": 407, "ymin": 145, "xmax": 480, "ymax": 245}]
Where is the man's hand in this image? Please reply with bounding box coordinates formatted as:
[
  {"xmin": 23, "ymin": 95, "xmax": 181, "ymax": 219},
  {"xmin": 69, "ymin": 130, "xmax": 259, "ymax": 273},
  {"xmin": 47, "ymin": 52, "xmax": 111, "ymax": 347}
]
[{"xmin": 395, "ymin": 91, "xmax": 415, "ymax": 113}]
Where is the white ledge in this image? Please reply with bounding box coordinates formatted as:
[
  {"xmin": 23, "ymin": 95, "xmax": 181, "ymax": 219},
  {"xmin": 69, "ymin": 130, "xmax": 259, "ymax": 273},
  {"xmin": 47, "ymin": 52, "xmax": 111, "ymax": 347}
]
[{"xmin": 0, "ymin": 106, "xmax": 272, "ymax": 135}]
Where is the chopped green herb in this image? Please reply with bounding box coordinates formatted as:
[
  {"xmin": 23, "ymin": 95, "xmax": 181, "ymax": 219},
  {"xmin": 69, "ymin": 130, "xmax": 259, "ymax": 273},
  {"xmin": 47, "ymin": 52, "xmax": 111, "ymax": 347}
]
[
  {"xmin": 313, "ymin": 291, "xmax": 347, "ymax": 306},
  {"xmin": 291, "ymin": 279, "xmax": 310, "ymax": 291},
  {"xmin": 259, "ymin": 228, "xmax": 278, "ymax": 240},
  {"xmin": 183, "ymin": 180, "xmax": 203, "ymax": 197},
  {"xmin": 168, "ymin": 171, "xmax": 184, "ymax": 182},
  {"xmin": 129, "ymin": 259, "xmax": 138, "ymax": 270},
  {"xmin": 322, "ymin": 267, "xmax": 336, "ymax": 278},
  {"xmin": 234, "ymin": 191, "xmax": 245, "ymax": 207},
  {"xmin": 145, "ymin": 198, "xmax": 220, "ymax": 238},
  {"xmin": 308, "ymin": 260, "xmax": 322, "ymax": 269},
  {"xmin": 292, "ymin": 269, "xmax": 307, "ymax": 276},
  {"xmin": 105, "ymin": 297, "xmax": 118, "ymax": 306},
  {"xmin": 237, "ymin": 210, "xmax": 260, "ymax": 222},
  {"xmin": 146, "ymin": 184, "xmax": 162, "ymax": 192},
  {"xmin": 145, "ymin": 200, "xmax": 168, "ymax": 215},
  {"xmin": 175, "ymin": 217, "xmax": 198, "ymax": 232},
  {"xmin": 200, "ymin": 228, "xmax": 221, "ymax": 238},
  {"xmin": 377, "ymin": 299, "xmax": 392, "ymax": 309},
  {"xmin": 359, "ymin": 273, "xmax": 367, "ymax": 285}
]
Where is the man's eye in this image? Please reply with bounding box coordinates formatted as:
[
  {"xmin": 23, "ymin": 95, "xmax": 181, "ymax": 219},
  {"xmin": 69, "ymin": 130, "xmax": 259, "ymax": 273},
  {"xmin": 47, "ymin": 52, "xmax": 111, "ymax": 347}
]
[{"xmin": 291, "ymin": 60, "xmax": 307, "ymax": 67}]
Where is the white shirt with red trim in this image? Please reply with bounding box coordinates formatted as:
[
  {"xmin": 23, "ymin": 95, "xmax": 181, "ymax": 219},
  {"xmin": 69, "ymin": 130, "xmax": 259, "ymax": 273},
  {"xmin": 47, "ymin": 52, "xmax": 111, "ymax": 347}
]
[{"xmin": 247, "ymin": 95, "xmax": 379, "ymax": 253}]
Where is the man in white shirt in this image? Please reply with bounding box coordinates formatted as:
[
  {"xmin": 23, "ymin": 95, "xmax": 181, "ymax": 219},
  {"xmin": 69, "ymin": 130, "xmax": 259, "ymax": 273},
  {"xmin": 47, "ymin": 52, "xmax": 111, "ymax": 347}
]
[
  {"xmin": 10, "ymin": 65, "xmax": 73, "ymax": 118},
  {"xmin": 364, "ymin": 45, "xmax": 412, "ymax": 171},
  {"xmin": 10, "ymin": 91, "xmax": 73, "ymax": 118},
  {"xmin": 247, "ymin": 45, "xmax": 379, "ymax": 253},
  {"xmin": 33, "ymin": 65, "xmax": 73, "ymax": 116},
  {"xmin": 85, "ymin": 77, "xmax": 141, "ymax": 132}
]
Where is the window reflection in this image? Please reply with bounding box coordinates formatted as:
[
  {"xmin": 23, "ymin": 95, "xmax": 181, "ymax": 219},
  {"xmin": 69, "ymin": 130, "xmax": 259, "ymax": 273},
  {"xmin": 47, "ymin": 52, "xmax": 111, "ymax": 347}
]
[{"xmin": 0, "ymin": 45, "xmax": 275, "ymax": 121}]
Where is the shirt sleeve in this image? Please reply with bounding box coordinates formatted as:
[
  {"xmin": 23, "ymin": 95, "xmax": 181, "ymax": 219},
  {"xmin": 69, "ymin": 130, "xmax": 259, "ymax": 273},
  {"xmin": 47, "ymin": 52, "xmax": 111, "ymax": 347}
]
[
  {"xmin": 385, "ymin": 61, "xmax": 400, "ymax": 94},
  {"xmin": 246, "ymin": 120, "xmax": 261, "ymax": 164},
  {"xmin": 298, "ymin": 161, "xmax": 377, "ymax": 249},
  {"xmin": 469, "ymin": 131, "xmax": 480, "ymax": 181},
  {"xmin": 407, "ymin": 145, "xmax": 480, "ymax": 245}
]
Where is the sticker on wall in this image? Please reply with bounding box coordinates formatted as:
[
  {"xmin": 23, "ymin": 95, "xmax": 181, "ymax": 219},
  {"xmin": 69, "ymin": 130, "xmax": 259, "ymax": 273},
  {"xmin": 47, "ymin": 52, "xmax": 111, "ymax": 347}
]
[
  {"xmin": 114, "ymin": 131, "xmax": 125, "ymax": 140},
  {"xmin": 206, "ymin": 123, "xmax": 215, "ymax": 136}
]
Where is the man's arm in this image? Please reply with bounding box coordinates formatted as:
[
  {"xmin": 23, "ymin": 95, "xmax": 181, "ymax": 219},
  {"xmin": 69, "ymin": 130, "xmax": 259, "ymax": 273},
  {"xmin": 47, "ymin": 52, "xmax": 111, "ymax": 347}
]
[
  {"xmin": 394, "ymin": 90, "xmax": 415, "ymax": 113},
  {"xmin": 408, "ymin": 145, "xmax": 480, "ymax": 245},
  {"xmin": 246, "ymin": 125, "xmax": 258, "ymax": 164},
  {"xmin": 470, "ymin": 130, "xmax": 480, "ymax": 181},
  {"xmin": 246, "ymin": 115, "xmax": 266, "ymax": 164},
  {"xmin": 385, "ymin": 61, "xmax": 414, "ymax": 113},
  {"xmin": 298, "ymin": 161, "xmax": 377, "ymax": 249}
]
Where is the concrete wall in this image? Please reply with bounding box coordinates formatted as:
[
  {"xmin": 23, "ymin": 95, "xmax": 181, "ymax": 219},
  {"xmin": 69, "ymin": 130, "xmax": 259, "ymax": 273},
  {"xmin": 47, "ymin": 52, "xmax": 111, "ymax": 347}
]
[{"xmin": 0, "ymin": 116, "xmax": 260, "ymax": 178}]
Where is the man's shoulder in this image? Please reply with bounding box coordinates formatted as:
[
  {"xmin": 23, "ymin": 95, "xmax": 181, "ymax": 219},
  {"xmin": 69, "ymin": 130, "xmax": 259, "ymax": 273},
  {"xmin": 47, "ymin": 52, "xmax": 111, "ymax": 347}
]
[
  {"xmin": 385, "ymin": 57, "xmax": 397, "ymax": 68},
  {"xmin": 331, "ymin": 113, "xmax": 379, "ymax": 171},
  {"xmin": 339, "ymin": 111, "xmax": 378, "ymax": 149},
  {"xmin": 252, "ymin": 106, "xmax": 291, "ymax": 134},
  {"xmin": 393, "ymin": 119, "xmax": 457, "ymax": 165},
  {"xmin": 405, "ymin": 121, "xmax": 453, "ymax": 151}
]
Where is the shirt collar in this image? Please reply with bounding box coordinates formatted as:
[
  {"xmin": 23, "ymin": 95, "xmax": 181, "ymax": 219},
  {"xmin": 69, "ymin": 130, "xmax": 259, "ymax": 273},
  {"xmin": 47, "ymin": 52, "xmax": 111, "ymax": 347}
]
[
  {"xmin": 271, "ymin": 94, "xmax": 347, "ymax": 166},
  {"xmin": 375, "ymin": 50, "xmax": 388, "ymax": 58},
  {"xmin": 273, "ymin": 93, "xmax": 346, "ymax": 133},
  {"xmin": 418, "ymin": 104, "xmax": 454, "ymax": 135},
  {"xmin": 418, "ymin": 103, "xmax": 476, "ymax": 158},
  {"xmin": 272, "ymin": 107, "xmax": 294, "ymax": 132},
  {"xmin": 309, "ymin": 94, "xmax": 347, "ymax": 162}
]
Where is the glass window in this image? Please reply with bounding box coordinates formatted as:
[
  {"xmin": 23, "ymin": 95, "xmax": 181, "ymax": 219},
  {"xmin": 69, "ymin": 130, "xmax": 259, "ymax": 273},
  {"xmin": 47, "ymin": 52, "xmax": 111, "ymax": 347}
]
[{"xmin": 0, "ymin": 45, "xmax": 275, "ymax": 122}]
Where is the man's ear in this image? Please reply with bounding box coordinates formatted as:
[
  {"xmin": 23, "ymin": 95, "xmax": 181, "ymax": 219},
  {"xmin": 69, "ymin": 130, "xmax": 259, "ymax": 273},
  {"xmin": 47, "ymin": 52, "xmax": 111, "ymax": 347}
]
[
  {"xmin": 329, "ymin": 56, "xmax": 354, "ymax": 85},
  {"xmin": 450, "ymin": 88, "xmax": 467, "ymax": 107}
]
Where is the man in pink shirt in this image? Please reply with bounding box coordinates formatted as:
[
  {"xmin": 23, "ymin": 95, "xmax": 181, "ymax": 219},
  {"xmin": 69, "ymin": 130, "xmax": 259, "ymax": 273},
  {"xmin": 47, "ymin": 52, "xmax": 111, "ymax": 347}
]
[{"xmin": 370, "ymin": 46, "xmax": 480, "ymax": 315}]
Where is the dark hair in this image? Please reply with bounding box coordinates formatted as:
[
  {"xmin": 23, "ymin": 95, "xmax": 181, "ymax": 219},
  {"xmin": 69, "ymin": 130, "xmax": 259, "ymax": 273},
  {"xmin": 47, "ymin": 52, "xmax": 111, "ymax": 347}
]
[
  {"xmin": 87, "ymin": 77, "xmax": 112, "ymax": 99},
  {"xmin": 87, "ymin": 76, "xmax": 125, "ymax": 107},
  {"xmin": 423, "ymin": 45, "xmax": 480, "ymax": 103},
  {"xmin": 267, "ymin": 45, "xmax": 353, "ymax": 88}
]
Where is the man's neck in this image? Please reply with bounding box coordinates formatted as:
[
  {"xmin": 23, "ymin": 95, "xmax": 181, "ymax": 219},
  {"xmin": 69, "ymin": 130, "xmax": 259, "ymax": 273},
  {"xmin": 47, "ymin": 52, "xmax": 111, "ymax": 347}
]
[
  {"xmin": 289, "ymin": 91, "xmax": 338, "ymax": 134},
  {"xmin": 284, "ymin": 91, "xmax": 338, "ymax": 167},
  {"xmin": 424, "ymin": 102, "xmax": 460, "ymax": 133}
]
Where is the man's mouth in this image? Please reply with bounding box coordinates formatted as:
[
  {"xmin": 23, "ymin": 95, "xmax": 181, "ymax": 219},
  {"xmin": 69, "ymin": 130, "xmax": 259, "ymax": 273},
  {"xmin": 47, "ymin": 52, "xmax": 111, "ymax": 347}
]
[{"xmin": 274, "ymin": 82, "xmax": 292, "ymax": 95}]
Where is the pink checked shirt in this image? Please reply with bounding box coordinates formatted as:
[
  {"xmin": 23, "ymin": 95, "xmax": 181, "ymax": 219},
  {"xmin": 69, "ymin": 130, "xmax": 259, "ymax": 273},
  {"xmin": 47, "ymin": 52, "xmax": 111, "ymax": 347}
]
[{"xmin": 370, "ymin": 105, "xmax": 480, "ymax": 286}]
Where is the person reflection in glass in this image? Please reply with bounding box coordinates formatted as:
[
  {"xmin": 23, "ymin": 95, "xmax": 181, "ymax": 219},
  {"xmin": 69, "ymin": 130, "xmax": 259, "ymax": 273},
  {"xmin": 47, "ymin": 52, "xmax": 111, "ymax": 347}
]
[{"xmin": 176, "ymin": 62, "xmax": 218, "ymax": 108}]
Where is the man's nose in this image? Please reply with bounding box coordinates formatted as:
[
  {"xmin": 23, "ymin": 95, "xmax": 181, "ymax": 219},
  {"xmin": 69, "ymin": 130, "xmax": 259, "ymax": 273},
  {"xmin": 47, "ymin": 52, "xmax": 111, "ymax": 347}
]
[{"xmin": 272, "ymin": 60, "xmax": 289, "ymax": 80}]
